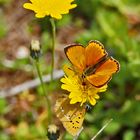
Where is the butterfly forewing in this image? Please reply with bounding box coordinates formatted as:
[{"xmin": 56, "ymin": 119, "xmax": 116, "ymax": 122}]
[
  {"xmin": 85, "ymin": 40, "xmax": 107, "ymax": 68},
  {"xmin": 54, "ymin": 95, "xmax": 86, "ymax": 136},
  {"xmin": 64, "ymin": 45, "xmax": 86, "ymax": 72}
]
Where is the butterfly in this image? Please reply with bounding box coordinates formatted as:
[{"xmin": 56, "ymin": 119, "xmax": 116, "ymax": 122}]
[
  {"xmin": 64, "ymin": 40, "xmax": 120, "ymax": 87},
  {"xmin": 54, "ymin": 95, "xmax": 87, "ymax": 136}
]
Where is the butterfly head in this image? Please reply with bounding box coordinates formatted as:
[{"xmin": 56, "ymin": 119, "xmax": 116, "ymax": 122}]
[{"xmin": 85, "ymin": 104, "xmax": 92, "ymax": 112}]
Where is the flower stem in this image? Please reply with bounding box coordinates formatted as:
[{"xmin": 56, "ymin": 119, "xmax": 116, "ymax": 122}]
[
  {"xmin": 50, "ymin": 18, "xmax": 56, "ymax": 81},
  {"xmin": 34, "ymin": 58, "xmax": 52, "ymax": 124}
]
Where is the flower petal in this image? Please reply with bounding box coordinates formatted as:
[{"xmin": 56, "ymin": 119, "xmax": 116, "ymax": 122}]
[
  {"xmin": 69, "ymin": 91, "xmax": 82, "ymax": 98},
  {"xmin": 23, "ymin": 0, "xmax": 77, "ymax": 19},
  {"xmin": 50, "ymin": 13, "xmax": 62, "ymax": 20},
  {"xmin": 35, "ymin": 13, "xmax": 46, "ymax": 18},
  {"xmin": 94, "ymin": 94, "xmax": 100, "ymax": 99},
  {"xmin": 99, "ymin": 85, "xmax": 108, "ymax": 92},
  {"xmin": 88, "ymin": 96, "xmax": 96, "ymax": 106},
  {"xmin": 23, "ymin": 3, "xmax": 34, "ymax": 10},
  {"xmin": 70, "ymin": 97, "xmax": 82, "ymax": 104}
]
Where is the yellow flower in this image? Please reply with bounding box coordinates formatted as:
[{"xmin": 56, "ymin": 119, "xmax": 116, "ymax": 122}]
[
  {"xmin": 23, "ymin": 0, "xmax": 77, "ymax": 19},
  {"xmin": 61, "ymin": 65, "xmax": 107, "ymax": 106}
]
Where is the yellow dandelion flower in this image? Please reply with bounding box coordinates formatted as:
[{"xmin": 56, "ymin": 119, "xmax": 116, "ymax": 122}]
[
  {"xmin": 23, "ymin": 0, "xmax": 77, "ymax": 19},
  {"xmin": 61, "ymin": 65, "xmax": 107, "ymax": 106}
]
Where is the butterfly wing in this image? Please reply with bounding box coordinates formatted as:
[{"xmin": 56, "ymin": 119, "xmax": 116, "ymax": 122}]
[
  {"xmin": 55, "ymin": 95, "xmax": 86, "ymax": 136},
  {"xmin": 85, "ymin": 40, "xmax": 107, "ymax": 68},
  {"xmin": 86, "ymin": 57, "xmax": 120, "ymax": 87},
  {"xmin": 64, "ymin": 45, "xmax": 86, "ymax": 72}
]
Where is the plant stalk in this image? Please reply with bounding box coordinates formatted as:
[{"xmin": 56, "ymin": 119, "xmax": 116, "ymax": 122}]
[
  {"xmin": 35, "ymin": 59, "xmax": 52, "ymax": 124},
  {"xmin": 50, "ymin": 18, "xmax": 56, "ymax": 81}
]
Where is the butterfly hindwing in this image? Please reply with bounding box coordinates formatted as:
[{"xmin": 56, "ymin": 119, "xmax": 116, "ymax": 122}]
[
  {"xmin": 86, "ymin": 57, "xmax": 120, "ymax": 87},
  {"xmin": 55, "ymin": 95, "xmax": 86, "ymax": 136},
  {"xmin": 62, "ymin": 107, "xmax": 85, "ymax": 136}
]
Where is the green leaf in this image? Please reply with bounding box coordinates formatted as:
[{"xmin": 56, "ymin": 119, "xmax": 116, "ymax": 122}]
[
  {"xmin": 104, "ymin": 121, "xmax": 121, "ymax": 135},
  {"xmin": 0, "ymin": 13, "xmax": 7, "ymax": 38},
  {"xmin": 123, "ymin": 130, "xmax": 135, "ymax": 140},
  {"xmin": 0, "ymin": 133, "xmax": 9, "ymax": 140},
  {"xmin": 0, "ymin": 99, "xmax": 7, "ymax": 114}
]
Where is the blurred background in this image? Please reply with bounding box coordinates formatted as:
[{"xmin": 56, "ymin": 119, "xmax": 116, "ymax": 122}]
[{"xmin": 0, "ymin": 0, "xmax": 140, "ymax": 139}]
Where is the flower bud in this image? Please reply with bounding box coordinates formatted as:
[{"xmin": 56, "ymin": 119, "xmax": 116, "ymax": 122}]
[
  {"xmin": 47, "ymin": 124, "xmax": 60, "ymax": 140},
  {"xmin": 30, "ymin": 39, "xmax": 42, "ymax": 59}
]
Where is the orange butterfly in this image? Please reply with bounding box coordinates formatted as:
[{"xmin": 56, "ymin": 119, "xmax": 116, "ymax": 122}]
[
  {"xmin": 55, "ymin": 95, "xmax": 86, "ymax": 136},
  {"xmin": 64, "ymin": 40, "xmax": 120, "ymax": 87}
]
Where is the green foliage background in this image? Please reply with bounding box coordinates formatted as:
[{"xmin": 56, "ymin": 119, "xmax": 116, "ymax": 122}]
[{"xmin": 0, "ymin": 0, "xmax": 140, "ymax": 139}]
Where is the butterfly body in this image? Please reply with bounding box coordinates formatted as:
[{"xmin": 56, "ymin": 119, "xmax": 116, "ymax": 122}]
[
  {"xmin": 64, "ymin": 40, "xmax": 120, "ymax": 87},
  {"xmin": 83, "ymin": 55, "xmax": 108, "ymax": 76}
]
